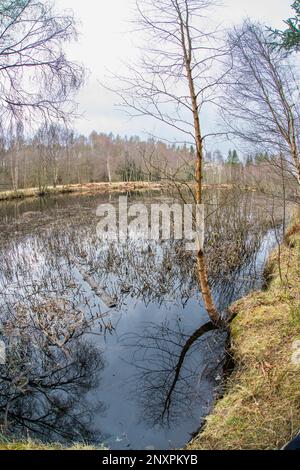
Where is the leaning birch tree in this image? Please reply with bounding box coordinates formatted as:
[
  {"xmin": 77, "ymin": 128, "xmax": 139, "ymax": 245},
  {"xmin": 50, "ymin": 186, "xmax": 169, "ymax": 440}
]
[{"xmin": 115, "ymin": 0, "xmax": 228, "ymax": 324}]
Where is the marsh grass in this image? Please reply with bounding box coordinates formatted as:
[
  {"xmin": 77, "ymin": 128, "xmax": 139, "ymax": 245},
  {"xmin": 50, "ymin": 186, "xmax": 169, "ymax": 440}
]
[
  {"xmin": 0, "ymin": 182, "xmax": 165, "ymax": 201},
  {"xmin": 0, "ymin": 433, "xmax": 106, "ymax": 450}
]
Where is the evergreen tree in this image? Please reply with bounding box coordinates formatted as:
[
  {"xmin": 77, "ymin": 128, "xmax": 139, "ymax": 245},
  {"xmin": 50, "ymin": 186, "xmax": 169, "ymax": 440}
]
[
  {"xmin": 227, "ymin": 149, "xmax": 240, "ymax": 165},
  {"xmin": 254, "ymin": 152, "xmax": 269, "ymax": 165},
  {"xmin": 232, "ymin": 150, "xmax": 239, "ymax": 164},
  {"xmin": 246, "ymin": 155, "xmax": 254, "ymax": 166},
  {"xmin": 272, "ymin": 1, "xmax": 300, "ymax": 52}
]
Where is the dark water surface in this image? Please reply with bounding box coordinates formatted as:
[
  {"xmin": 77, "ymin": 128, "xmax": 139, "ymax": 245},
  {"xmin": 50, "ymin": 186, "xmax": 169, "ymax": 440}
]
[{"xmin": 0, "ymin": 190, "xmax": 282, "ymax": 449}]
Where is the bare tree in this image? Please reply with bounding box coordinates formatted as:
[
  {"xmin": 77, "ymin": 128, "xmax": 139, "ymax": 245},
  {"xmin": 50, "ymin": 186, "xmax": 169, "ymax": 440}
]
[
  {"xmin": 221, "ymin": 20, "xmax": 300, "ymax": 186},
  {"xmin": 0, "ymin": 128, "xmax": 234, "ymax": 191},
  {"xmin": 113, "ymin": 0, "xmax": 230, "ymax": 324},
  {"xmin": 30, "ymin": 126, "xmax": 48, "ymax": 192},
  {"xmin": 0, "ymin": 0, "xmax": 84, "ymax": 127},
  {"xmin": 44, "ymin": 123, "xmax": 63, "ymax": 188}
]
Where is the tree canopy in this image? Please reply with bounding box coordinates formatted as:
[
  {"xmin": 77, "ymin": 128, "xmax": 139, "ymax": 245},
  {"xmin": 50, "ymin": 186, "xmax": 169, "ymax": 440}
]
[{"xmin": 0, "ymin": 0, "xmax": 84, "ymax": 128}]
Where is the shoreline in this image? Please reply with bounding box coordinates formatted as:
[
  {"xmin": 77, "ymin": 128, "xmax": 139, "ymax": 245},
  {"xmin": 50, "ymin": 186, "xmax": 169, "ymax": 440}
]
[
  {"xmin": 187, "ymin": 215, "xmax": 300, "ymax": 450},
  {"xmin": 0, "ymin": 181, "xmax": 236, "ymax": 202},
  {"xmin": 0, "ymin": 182, "xmax": 164, "ymax": 202}
]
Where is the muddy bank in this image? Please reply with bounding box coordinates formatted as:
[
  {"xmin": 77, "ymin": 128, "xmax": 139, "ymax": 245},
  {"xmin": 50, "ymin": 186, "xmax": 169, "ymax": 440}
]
[{"xmin": 187, "ymin": 217, "xmax": 300, "ymax": 450}]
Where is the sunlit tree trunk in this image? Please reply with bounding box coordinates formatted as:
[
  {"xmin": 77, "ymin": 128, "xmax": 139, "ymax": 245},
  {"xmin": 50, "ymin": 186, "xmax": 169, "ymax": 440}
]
[{"xmin": 177, "ymin": 4, "xmax": 220, "ymax": 324}]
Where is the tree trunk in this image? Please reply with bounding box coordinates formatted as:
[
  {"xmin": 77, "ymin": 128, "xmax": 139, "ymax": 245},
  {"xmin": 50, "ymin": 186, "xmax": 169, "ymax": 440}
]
[
  {"xmin": 177, "ymin": 8, "xmax": 220, "ymax": 324},
  {"xmin": 196, "ymin": 250, "xmax": 220, "ymax": 324},
  {"xmin": 107, "ymin": 155, "xmax": 112, "ymax": 183}
]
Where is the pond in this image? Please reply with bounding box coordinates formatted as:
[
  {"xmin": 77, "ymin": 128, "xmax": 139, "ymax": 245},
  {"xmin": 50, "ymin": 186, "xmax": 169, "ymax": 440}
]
[{"xmin": 0, "ymin": 189, "xmax": 284, "ymax": 449}]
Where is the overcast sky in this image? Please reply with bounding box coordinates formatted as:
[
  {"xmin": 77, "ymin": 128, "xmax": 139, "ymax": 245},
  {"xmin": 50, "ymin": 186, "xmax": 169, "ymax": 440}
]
[{"xmin": 56, "ymin": 0, "xmax": 293, "ymax": 148}]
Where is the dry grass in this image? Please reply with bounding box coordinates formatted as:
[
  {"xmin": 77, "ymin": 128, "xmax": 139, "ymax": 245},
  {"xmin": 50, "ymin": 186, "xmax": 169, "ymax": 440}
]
[
  {"xmin": 0, "ymin": 434, "xmax": 106, "ymax": 451},
  {"xmin": 0, "ymin": 182, "xmax": 237, "ymax": 202},
  {"xmin": 0, "ymin": 182, "xmax": 165, "ymax": 201},
  {"xmin": 188, "ymin": 219, "xmax": 300, "ymax": 450}
]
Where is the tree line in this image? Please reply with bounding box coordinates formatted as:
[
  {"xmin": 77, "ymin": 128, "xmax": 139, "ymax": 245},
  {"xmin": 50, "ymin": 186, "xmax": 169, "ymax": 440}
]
[
  {"xmin": 0, "ymin": 1, "xmax": 299, "ymax": 198},
  {"xmin": 0, "ymin": 122, "xmax": 280, "ymax": 192}
]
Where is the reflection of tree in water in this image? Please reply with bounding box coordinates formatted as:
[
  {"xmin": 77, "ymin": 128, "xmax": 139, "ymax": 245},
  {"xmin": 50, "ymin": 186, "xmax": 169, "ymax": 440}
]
[
  {"xmin": 0, "ymin": 299, "xmax": 106, "ymax": 443},
  {"xmin": 60, "ymin": 189, "xmax": 274, "ymax": 311},
  {"xmin": 122, "ymin": 319, "xmax": 228, "ymax": 427},
  {"xmin": 205, "ymin": 190, "xmax": 271, "ymax": 284},
  {"xmin": 0, "ymin": 190, "xmax": 277, "ymax": 316},
  {"xmin": 0, "ymin": 190, "xmax": 281, "ymax": 443}
]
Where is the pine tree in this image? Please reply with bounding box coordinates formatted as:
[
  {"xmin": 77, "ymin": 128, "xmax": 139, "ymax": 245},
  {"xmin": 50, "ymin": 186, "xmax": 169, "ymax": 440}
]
[
  {"xmin": 246, "ymin": 155, "xmax": 254, "ymax": 166},
  {"xmin": 254, "ymin": 152, "xmax": 269, "ymax": 165},
  {"xmin": 272, "ymin": 1, "xmax": 300, "ymax": 52},
  {"xmin": 227, "ymin": 149, "xmax": 240, "ymax": 165},
  {"xmin": 232, "ymin": 149, "xmax": 239, "ymax": 164}
]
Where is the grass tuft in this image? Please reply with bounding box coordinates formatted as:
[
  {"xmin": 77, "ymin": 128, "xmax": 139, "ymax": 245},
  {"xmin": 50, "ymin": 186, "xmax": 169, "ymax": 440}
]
[{"xmin": 0, "ymin": 434, "xmax": 107, "ymax": 451}]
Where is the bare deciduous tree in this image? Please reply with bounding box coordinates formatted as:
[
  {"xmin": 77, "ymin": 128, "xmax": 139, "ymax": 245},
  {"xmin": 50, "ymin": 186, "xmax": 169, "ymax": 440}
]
[
  {"xmin": 113, "ymin": 0, "xmax": 231, "ymax": 324},
  {"xmin": 0, "ymin": 0, "xmax": 84, "ymax": 127},
  {"xmin": 222, "ymin": 20, "xmax": 300, "ymax": 186}
]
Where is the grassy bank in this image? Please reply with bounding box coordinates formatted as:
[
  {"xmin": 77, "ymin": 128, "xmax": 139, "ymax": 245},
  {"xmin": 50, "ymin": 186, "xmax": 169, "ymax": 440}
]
[
  {"xmin": 0, "ymin": 434, "xmax": 106, "ymax": 450},
  {"xmin": 0, "ymin": 441, "xmax": 97, "ymax": 450},
  {"xmin": 188, "ymin": 218, "xmax": 300, "ymax": 450}
]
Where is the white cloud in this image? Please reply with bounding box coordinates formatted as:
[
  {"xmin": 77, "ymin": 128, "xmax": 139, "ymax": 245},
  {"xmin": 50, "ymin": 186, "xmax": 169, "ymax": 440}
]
[{"xmin": 56, "ymin": 0, "xmax": 294, "ymax": 146}]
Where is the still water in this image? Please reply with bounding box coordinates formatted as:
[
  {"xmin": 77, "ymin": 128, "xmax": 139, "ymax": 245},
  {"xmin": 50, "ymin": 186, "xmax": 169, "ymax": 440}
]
[{"xmin": 0, "ymin": 190, "xmax": 281, "ymax": 449}]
